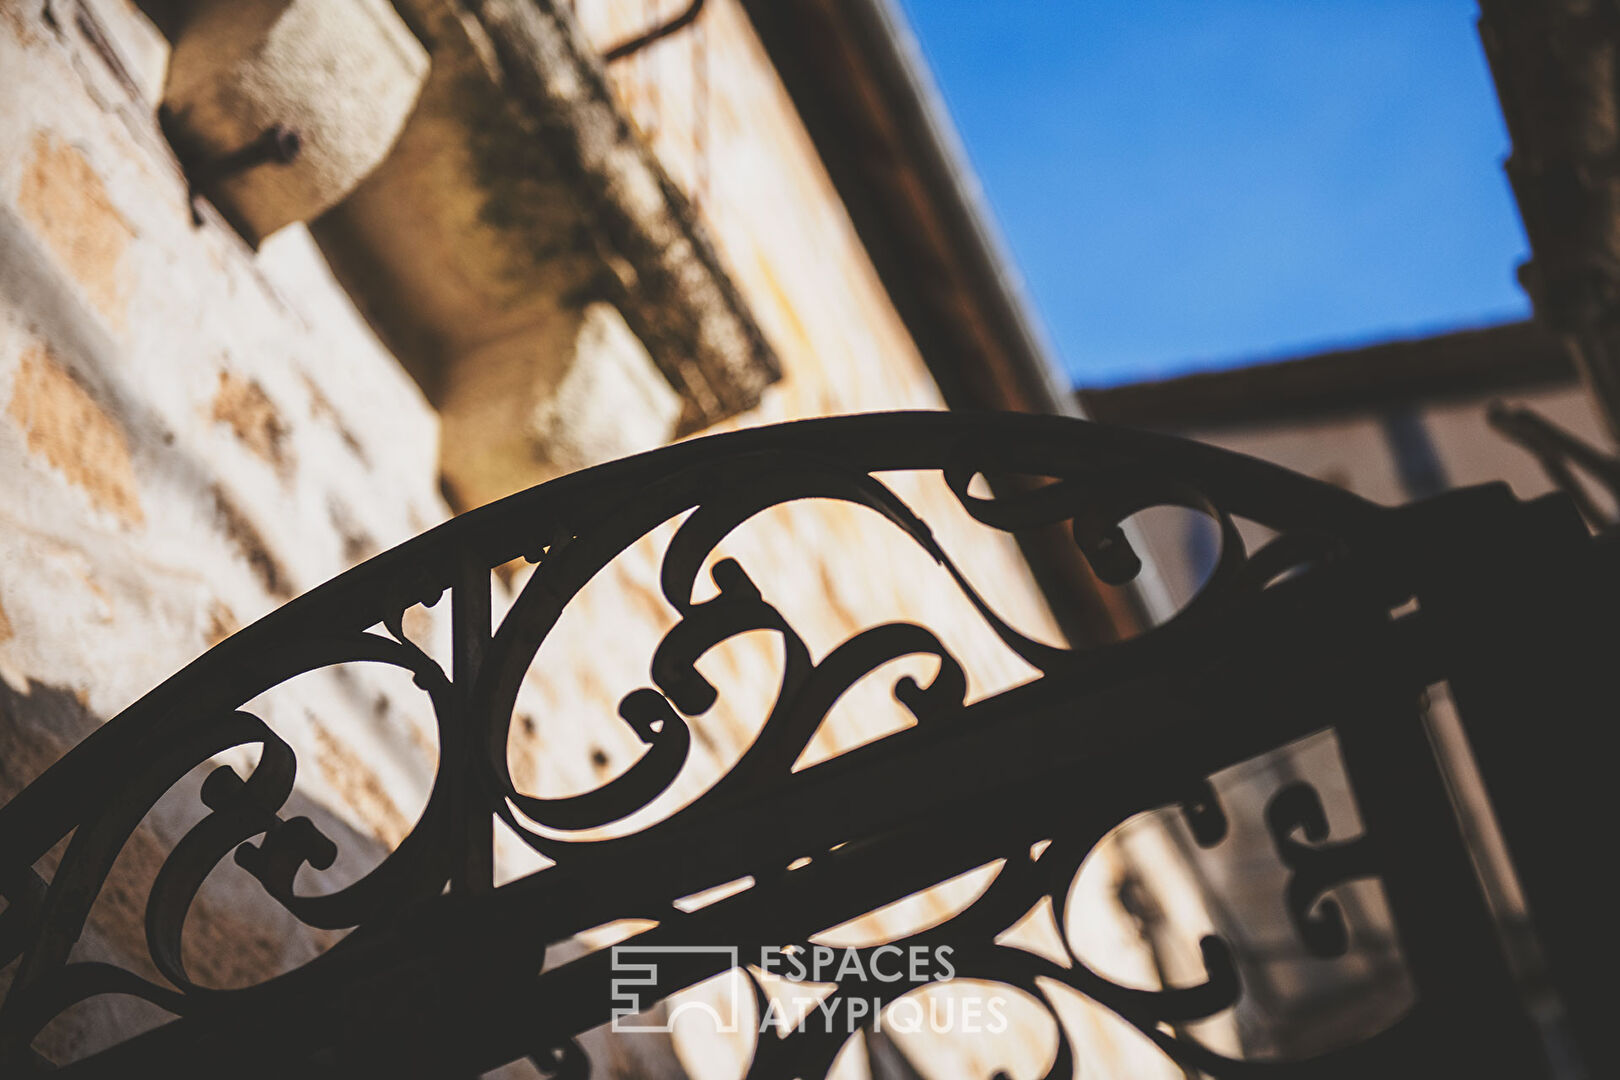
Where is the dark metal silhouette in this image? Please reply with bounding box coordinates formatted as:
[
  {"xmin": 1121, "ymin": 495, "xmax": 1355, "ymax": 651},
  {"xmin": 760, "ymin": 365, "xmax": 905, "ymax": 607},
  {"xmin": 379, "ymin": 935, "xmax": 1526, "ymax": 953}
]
[
  {"xmin": 157, "ymin": 109, "xmax": 304, "ymax": 228},
  {"xmin": 0, "ymin": 412, "xmax": 1612, "ymax": 1077},
  {"xmin": 604, "ymin": 0, "xmax": 706, "ymax": 62},
  {"xmin": 1489, "ymin": 400, "xmax": 1620, "ymax": 529}
]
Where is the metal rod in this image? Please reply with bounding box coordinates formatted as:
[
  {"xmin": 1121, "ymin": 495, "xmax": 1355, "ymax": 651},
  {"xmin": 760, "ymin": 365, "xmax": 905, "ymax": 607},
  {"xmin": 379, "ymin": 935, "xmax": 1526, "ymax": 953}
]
[{"xmin": 603, "ymin": 0, "xmax": 705, "ymax": 62}]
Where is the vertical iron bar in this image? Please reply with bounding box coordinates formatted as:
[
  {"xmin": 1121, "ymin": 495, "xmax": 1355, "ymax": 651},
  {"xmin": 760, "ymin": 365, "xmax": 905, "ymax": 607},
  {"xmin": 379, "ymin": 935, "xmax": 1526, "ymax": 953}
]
[
  {"xmin": 1334, "ymin": 682, "xmax": 1548, "ymax": 1076},
  {"xmin": 452, "ymin": 555, "xmax": 494, "ymax": 893},
  {"xmin": 1413, "ymin": 489, "xmax": 1620, "ymax": 1077}
]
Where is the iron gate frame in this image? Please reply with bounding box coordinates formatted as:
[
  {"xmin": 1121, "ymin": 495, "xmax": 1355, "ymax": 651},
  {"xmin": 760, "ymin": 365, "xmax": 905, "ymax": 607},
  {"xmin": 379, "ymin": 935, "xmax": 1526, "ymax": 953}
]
[{"xmin": 0, "ymin": 411, "xmax": 1613, "ymax": 1077}]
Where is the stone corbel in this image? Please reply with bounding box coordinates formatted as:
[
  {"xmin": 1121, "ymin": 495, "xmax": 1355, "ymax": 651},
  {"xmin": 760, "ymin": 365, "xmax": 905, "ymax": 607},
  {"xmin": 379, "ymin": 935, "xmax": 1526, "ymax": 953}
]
[
  {"xmin": 309, "ymin": 0, "xmax": 782, "ymax": 507},
  {"xmin": 157, "ymin": 0, "xmax": 430, "ymax": 245}
]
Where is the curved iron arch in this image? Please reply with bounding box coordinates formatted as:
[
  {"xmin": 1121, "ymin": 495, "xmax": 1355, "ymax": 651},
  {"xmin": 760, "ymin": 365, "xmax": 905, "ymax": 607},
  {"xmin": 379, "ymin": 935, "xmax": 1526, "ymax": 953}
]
[{"xmin": 0, "ymin": 411, "xmax": 1591, "ymax": 1077}]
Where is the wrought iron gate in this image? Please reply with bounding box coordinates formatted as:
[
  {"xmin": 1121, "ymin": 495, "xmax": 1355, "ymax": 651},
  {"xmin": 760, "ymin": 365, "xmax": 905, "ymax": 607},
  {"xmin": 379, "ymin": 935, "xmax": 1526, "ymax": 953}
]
[{"xmin": 1, "ymin": 412, "xmax": 1613, "ymax": 1076}]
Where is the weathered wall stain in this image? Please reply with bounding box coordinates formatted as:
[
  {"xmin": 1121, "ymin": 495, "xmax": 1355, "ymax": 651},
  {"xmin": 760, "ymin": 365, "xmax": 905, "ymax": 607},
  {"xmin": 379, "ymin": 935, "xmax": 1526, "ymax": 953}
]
[
  {"xmin": 309, "ymin": 719, "xmax": 412, "ymax": 846},
  {"xmin": 17, "ymin": 131, "xmax": 134, "ymax": 327},
  {"xmin": 211, "ymin": 369, "xmax": 292, "ymax": 473},
  {"xmin": 327, "ymin": 495, "xmax": 380, "ymax": 565},
  {"xmin": 6, "ymin": 343, "xmax": 144, "ymax": 526},
  {"xmin": 0, "ymin": 3, "xmax": 40, "ymax": 46},
  {"xmin": 208, "ymin": 483, "xmax": 290, "ymax": 598},
  {"xmin": 204, "ymin": 599, "xmax": 238, "ymax": 647},
  {"xmin": 299, "ymin": 373, "xmax": 369, "ymax": 463}
]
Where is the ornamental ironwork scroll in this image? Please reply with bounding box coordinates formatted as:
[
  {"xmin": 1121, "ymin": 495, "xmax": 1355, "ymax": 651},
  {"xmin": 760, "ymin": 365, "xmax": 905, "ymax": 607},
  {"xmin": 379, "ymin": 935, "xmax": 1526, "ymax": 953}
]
[{"xmin": 0, "ymin": 412, "xmax": 1567, "ymax": 1077}]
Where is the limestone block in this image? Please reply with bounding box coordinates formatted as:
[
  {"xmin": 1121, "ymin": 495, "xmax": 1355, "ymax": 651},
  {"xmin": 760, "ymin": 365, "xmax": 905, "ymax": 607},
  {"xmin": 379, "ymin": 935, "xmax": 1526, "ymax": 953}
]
[
  {"xmin": 440, "ymin": 301, "xmax": 682, "ymax": 508},
  {"xmin": 530, "ymin": 301, "xmax": 685, "ymax": 471},
  {"xmin": 161, "ymin": 0, "xmax": 429, "ymax": 245}
]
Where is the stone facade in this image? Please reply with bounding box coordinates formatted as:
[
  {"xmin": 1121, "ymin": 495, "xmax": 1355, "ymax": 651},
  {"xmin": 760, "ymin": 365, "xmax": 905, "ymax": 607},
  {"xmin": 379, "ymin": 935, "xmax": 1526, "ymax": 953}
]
[{"xmin": 1, "ymin": 2, "xmax": 1174, "ymax": 1076}]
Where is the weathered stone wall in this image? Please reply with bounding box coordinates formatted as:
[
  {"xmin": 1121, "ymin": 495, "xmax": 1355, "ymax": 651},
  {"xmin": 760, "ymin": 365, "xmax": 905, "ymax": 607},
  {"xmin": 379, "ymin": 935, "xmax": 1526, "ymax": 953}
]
[
  {"xmin": 1, "ymin": 2, "xmax": 1167, "ymax": 1076},
  {"xmin": 1, "ymin": 0, "xmax": 447, "ymax": 1058}
]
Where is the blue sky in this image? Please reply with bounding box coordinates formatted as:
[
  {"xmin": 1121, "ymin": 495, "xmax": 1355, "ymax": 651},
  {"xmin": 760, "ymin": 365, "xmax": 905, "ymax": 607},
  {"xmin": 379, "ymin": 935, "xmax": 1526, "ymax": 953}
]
[{"xmin": 895, "ymin": 0, "xmax": 1530, "ymax": 387}]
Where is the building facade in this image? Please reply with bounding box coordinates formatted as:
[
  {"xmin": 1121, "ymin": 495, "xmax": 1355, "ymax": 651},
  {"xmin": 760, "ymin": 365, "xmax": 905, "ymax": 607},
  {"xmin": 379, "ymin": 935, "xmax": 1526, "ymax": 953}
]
[{"xmin": 1, "ymin": 2, "xmax": 1188, "ymax": 1075}]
